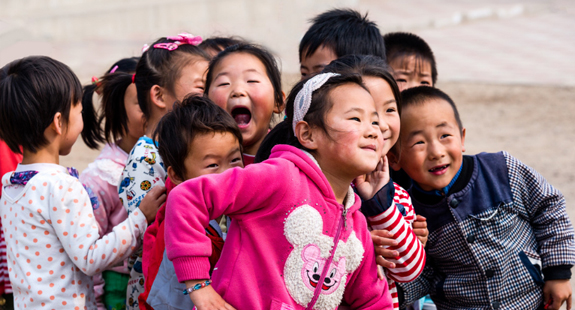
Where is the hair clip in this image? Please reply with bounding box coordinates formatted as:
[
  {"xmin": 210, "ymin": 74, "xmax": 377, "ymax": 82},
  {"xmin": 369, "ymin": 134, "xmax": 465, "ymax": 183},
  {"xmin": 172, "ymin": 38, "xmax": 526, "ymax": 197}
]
[
  {"xmin": 153, "ymin": 33, "xmax": 203, "ymax": 51},
  {"xmin": 132, "ymin": 74, "xmax": 136, "ymax": 84},
  {"xmin": 91, "ymin": 76, "xmax": 99, "ymax": 85},
  {"xmin": 292, "ymin": 73, "xmax": 339, "ymax": 132},
  {"xmin": 109, "ymin": 65, "xmax": 119, "ymax": 74},
  {"xmin": 142, "ymin": 44, "xmax": 150, "ymax": 53}
]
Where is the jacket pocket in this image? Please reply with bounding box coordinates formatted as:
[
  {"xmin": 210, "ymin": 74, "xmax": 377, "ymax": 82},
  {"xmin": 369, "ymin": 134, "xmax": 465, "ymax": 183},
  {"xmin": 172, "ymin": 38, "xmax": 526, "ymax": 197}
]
[
  {"xmin": 270, "ymin": 299, "xmax": 296, "ymax": 310},
  {"xmin": 519, "ymin": 250, "xmax": 544, "ymax": 286}
]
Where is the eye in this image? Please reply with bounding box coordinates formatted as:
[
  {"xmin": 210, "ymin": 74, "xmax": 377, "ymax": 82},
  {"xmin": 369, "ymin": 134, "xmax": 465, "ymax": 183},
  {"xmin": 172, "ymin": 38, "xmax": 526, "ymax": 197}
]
[
  {"xmin": 440, "ymin": 134, "xmax": 451, "ymax": 139},
  {"xmin": 372, "ymin": 120, "xmax": 379, "ymax": 126},
  {"xmin": 386, "ymin": 107, "xmax": 397, "ymax": 113},
  {"xmin": 413, "ymin": 141, "xmax": 424, "ymax": 147},
  {"xmin": 421, "ymin": 81, "xmax": 431, "ymax": 85},
  {"xmin": 231, "ymin": 157, "xmax": 241, "ymax": 164},
  {"xmin": 395, "ymin": 78, "xmax": 407, "ymax": 83},
  {"xmin": 313, "ymin": 262, "xmax": 319, "ymax": 273},
  {"xmin": 206, "ymin": 163, "xmax": 219, "ymax": 169},
  {"xmin": 330, "ymin": 268, "xmax": 337, "ymax": 279},
  {"xmin": 350, "ymin": 117, "xmax": 360, "ymax": 122},
  {"xmin": 247, "ymin": 80, "xmax": 259, "ymax": 83},
  {"xmin": 217, "ymin": 82, "xmax": 230, "ymax": 87}
]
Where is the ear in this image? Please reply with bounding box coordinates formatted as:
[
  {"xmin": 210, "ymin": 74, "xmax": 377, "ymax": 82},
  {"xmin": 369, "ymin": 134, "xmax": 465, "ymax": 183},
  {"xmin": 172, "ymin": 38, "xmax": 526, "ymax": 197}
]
[
  {"xmin": 461, "ymin": 128, "xmax": 466, "ymax": 153},
  {"xmin": 273, "ymin": 91, "xmax": 287, "ymax": 113},
  {"xmin": 150, "ymin": 85, "xmax": 167, "ymax": 109},
  {"xmin": 50, "ymin": 112, "xmax": 64, "ymax": 135},
  {"xmin": 302, "ymin": 244, "xmax": 321, "ymax": 262},
  {"xmin": 295, "ymin": 121, "xmax": 318, "ymax": 151},
  {"xmin": 167, "ymin": 166, "xmax": 183, "ymax": 185},
  {"xmin": 386, "ymin": 152, "xmax": 401, "ymax": 172}
]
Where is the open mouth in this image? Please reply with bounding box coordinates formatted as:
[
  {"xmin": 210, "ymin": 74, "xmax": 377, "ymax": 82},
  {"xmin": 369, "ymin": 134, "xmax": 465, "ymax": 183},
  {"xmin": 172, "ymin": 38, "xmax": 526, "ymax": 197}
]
[
  {"xmin": 429, "ymin": 164, "xmax": 449, "ymax": 175},
  {"xmin": 231, "ymin": 107, "xmax": 251, "ymax": 127}
]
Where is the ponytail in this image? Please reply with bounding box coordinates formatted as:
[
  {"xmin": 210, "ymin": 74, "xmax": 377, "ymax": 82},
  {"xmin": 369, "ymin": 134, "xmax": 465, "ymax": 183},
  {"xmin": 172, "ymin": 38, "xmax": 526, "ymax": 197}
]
[
  {"xmin": 99, "ymin": 72, "xmax": 134, "ymax": 144},
  {"xmin": 81, "ymin": 83, "xmax": 104, "ymax": 149}
]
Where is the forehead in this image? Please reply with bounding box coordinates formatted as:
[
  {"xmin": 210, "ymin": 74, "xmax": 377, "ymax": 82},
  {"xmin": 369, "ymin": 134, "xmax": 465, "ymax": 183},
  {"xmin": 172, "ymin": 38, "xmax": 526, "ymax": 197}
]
[
  {"xmin": 389, "ymin": 54, "xmax": 432, "ymax": 75},
  {"xmin": 212, "ymin": 52, "xmax": 267, "ymax": 76},
  {"xmin": 327, "ymin": 83, "xmax": 374, "ymax": 111},
  {"xmin": 301, "ymin": 45, "xmax": 337, "ymax": 65},
  {"xmin": 189, "ymin": 131, "xmax": 240, "ymax": 156},
  {"xmin": 401, "ymin": 98, "xmax": 458, "ymax": 132}
]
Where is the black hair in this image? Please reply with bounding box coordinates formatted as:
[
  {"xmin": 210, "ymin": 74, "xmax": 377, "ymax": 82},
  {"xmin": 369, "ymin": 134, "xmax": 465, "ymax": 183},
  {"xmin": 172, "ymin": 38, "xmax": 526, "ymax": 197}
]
[
  {"xmin": 199, "ymin": 36, "xmax": 243, "ymax": 54},
  {"xmin": 400, "ymin": 86, "xmax": 462, "ymax": 130},
  {"xmin": 299, "ymin": 8, "xmax": 385, "ymax": 62},
  {"xmin": 205, "ymin": 43, "xmax": 283, "ymax": 110},
  {"xmin": 323, "ymin": 54, "xmax": 401, "ymax": 115},
  {"xmin": 0, "ymin": 56, "xmax": 82, "ymax": 154},
  {"xmin": 255, "ymin": 73, "xmax": 366, "ymax": 160},
  {"xmin": 154, "ymin": 95, "xmax": 243, "ymax": 181},
  {"xmin": 81, "ymin": 57, "xmax": 140, "ymax": 149},
  {"xmin": 383, "ymin": 32, "xmax": 437, "ymax": 85},
  {"xmin": 133, "ymin": 37, "xmax": 211, "ymax": 120}
]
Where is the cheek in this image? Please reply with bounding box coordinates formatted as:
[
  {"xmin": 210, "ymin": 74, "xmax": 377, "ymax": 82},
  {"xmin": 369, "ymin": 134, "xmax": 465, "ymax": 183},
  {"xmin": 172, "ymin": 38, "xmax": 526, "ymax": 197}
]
[
  {"xmin": 208, "ymin": 90, "xmax": 229, "ymax": 111},
  {"xmin": 251, "ymin": 89, "xmax": 275, "ymax": 120}
]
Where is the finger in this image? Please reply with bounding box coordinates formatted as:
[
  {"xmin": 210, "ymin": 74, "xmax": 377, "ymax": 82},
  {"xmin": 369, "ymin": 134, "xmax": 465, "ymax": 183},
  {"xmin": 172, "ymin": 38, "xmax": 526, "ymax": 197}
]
[
  {"xmin": 412, "ymin": 219, "xmax": 428, "ymax": 229},
  {"xmin": 567, "ymin": 295, "xmax": 572, "ymax": 310},
  {"xmin": 371, "ymin": 230, "xmax": 393, "ymax": 238},
  {"xmin": 156, "ymin": 193, "xmax": 167, "ymax": 205},
  {"xmin": 415, "ymin": 214, "xmax": 427, "ymax": 221},
  {"xmin": 376, "ymin": 256, "xmax": 396, "ymax": 269},
  {"xmin": 551, "ymin": 297, "xmax": 561, "ymax": 310},
  {"xmin": 147, "ymin": 185, "xmax": 166, "ymax": 199},
  {"xmin": 375, "ymin": 248, "xmax": 399, "ymax": 258},
  {"xmin": 372, "ymin": 236, "xmax": 398, "ymax": 247},
  {"xmin": 377, "ymin": 265, "xmax": 385, "ymax": 280},
  {"xmin": 413, "ymin": 228, "xmax": 428, "ymax": 237},
  {"xmin": 225, "ymin": 302, "xmax": 237, "ymax": 310},
  {"xmin": 376, "ymin": 157, "xmax": 384, "ymax": 172}
]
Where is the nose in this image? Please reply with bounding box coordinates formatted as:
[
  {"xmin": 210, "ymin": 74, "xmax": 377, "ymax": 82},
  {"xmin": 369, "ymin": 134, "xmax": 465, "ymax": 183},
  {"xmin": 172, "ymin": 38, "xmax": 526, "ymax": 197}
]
[
  {"xmin": 427, "ymin": 140, "xmax": 445, "ymax": 160},
  {"xmin": 230, "ymin": 83, "xmax": 247, "ymax": 98},
  {"xmin": 378, "ymin": 117, "xmax": 390, "ymax": 135}
]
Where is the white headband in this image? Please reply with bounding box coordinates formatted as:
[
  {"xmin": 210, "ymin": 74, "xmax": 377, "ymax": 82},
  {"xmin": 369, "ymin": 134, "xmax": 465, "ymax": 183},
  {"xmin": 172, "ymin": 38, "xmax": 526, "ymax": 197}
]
[{"xmin": 292, "ymin": 72, "xmax": 340, "ymax": 132}]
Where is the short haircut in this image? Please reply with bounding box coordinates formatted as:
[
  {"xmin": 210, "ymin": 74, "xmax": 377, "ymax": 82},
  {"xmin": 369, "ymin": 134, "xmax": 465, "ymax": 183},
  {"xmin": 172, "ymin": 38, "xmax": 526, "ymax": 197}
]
[
  {"xmin": 323, "ymin": 54, "xmax": 402, "ymax": 115},
  {"xmin": 135, "ymin": 37, "xmax": 211, "ymax": 120},
  {"xmin": 199, "ymin": 36, "xmax": 243, "ymax": 54},
  {"xmin": 0, "ymin": 56, "xmax": 82, "ymax": 154},
  {"xmin": 299, "ymin": 9, "xmax": 386, "ymax": 62},
  {"xmin": 400, "ymin": 86, "xmax": 462, "ymax": 131},
  {"xmin": 384, "ymin": 32, "xmax": 437, "ymax": 84},
  {"xmin": 205, "ymin": 43, "xmax": 283, "ymax": 110},
  {"xmin": 154, "ymin": 95, "xmax": 243, "ymax": 181},
  {"xmin": 81, "ymin": 57, "xmax": 140, "ymax": 149}
]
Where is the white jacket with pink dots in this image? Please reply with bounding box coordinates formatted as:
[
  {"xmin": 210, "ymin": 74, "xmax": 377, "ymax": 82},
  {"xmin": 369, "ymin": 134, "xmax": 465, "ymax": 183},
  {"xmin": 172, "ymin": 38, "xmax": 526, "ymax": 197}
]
[{"xmin": 1, "ymin": 163, "xmax": 147, "ymax": 310}]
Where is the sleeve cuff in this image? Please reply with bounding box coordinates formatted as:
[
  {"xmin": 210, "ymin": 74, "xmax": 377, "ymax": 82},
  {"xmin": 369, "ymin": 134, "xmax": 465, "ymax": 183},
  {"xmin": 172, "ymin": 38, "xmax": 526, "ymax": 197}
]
[
  {"xmin": 543, "ymin": 265, "xmax": 573, "ymax": 280},
  {"xmin": 172, "ymin": 256, "xmax": 211, "ymax": 282},
  {"xmin": 360, "ymin": 178, "xmax": 395, "ymax": 218}
]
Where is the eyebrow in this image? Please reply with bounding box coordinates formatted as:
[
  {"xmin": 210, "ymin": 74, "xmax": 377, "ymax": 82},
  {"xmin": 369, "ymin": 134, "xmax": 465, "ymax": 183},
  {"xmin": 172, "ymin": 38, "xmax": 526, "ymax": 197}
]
[
  {"xmin": 214, "ymin": 69, "xmax": 261, "ymax": 80},
  {"xmin": 382, "ymin": 99, "xmax": 396, "ymax": 105},
  {"xmin": 346, "ymin": 107, "xmax": 378, "ymax": 117},
  {"xmin": 202, "ymin": 147, "xmax": 241, "ymax": 160}
]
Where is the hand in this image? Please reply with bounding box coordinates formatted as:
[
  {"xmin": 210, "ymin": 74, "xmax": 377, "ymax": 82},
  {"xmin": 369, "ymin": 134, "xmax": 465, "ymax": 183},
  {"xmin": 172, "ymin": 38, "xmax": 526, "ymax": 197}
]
[
  {"xmin": 371, "ymin": 229, "xmax": 399, "ymax": 279},
  {"xmin": 413, "ymin": 215, "xmax": 428, "ymax": 247},
  {"xmin": 186, "ymin": 280, "xmax": 236, "ymax": 310},
  {"xmin": 138, "ymin": 185, "xmax": 166, "ymax": 224},
  {"xmin": 543, "ymin": 279, "xmax": 572, "ymax": 310},
  {"xmin": 354, "ymin": 156, "xmax": 390, "ymax": 200}
]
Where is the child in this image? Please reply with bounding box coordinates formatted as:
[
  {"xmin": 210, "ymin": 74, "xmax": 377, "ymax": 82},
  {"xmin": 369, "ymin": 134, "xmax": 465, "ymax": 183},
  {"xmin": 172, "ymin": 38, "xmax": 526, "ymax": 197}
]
[
  {"xmin": 299, "ymin": 8, "xmax": 385, "ymax": 79},
  {"xmin": 199, "ymin": 36, "xmax": 242, "ymax": 57},
  {"xmin": 391, "ymin": 87, "xmax": 575, "ymax": 310},
  {"xmin": 117, "ymin": 33, "xmax": 211, "ymax": 309},
  {"xmin": 165, "ymin": 73, "xmax": 394, "ymax": 309},
  {"xmin": 383, "ymin": 32, "xmax": 437, "ymax": 91},
  {"xmin": 0, "ymin": 56, "xmax": 163, "ymax": 309},
  {"xmin": 323, "ymin": 55, "xmax": 426, "ymax": 310},
  {"xmin": 80, "ymin": 57, "xmax": 143, "ymax": 310},
  {"xmin": 205, "ymin": 43, "xmax": 284, "ymax": 165},
  {"xmin": 141, "ymin": 95, "xmax": 244, "ymax": 310}
]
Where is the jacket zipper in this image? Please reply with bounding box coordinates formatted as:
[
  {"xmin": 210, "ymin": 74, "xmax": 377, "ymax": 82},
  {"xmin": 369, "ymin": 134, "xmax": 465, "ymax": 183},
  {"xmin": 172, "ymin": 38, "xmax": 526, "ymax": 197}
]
[{"xmin": 306, "ymin": 204, "xmax": 347, "ymax": 310}]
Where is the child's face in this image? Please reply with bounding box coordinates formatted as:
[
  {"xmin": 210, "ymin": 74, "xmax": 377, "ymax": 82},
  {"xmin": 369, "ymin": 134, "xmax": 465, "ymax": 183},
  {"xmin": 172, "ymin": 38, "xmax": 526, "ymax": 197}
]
[
  {"xmin": 208, "ymin": 52, "xmax": 277, "ymax": 155},
  {"xmin": 363, "ymin": 76, "xmax": 400, "ymax": 156},
  {"xmin": 312, "ymin": 83, "xmax": 383, "ymax": 178},
  {"xmin": 300, "ymin": 45, "xmax": 338, "ymax": 80},
  {"xmin": 181, "ymin": 132, "xmax": 244, "ymax": 180},
  {"xmin": 60, "ymin": 102, "xmax": 84, "ymax": 156},
  {"xmin": 124, "ymin": 83, "xmax": 145, "ymax": 139},
  {"xmin": 396, "ymin": 98, "xmax": 465, "ymax": 191},
  {"xmin": 389, "ymin": 55, "xmax": 433, "ymax": 91},
  {"xmin": 164, "ymin": 58, "xmax": 209, "ymax": 108}
]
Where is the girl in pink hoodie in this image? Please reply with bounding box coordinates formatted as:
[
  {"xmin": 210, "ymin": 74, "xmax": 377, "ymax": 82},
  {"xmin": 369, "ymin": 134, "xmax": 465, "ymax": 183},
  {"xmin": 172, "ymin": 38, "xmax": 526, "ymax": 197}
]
[{"xmin": 165, "ymin": 73, "xmax": 396, "ymax": 309}]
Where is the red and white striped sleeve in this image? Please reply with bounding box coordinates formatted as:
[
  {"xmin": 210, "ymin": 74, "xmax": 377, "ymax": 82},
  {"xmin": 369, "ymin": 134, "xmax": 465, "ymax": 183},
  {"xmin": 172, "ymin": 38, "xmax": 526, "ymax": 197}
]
[{"xmin": 366, "ymin": 183, "xmax": 425, "ymax": 283}]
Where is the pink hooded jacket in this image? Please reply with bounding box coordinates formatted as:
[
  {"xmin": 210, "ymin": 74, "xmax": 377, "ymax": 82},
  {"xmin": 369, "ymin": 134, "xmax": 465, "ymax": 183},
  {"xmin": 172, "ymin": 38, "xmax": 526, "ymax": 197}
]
[{"xmin": 165, "ymin": 145, "xmax": 393, "ymax": 310}]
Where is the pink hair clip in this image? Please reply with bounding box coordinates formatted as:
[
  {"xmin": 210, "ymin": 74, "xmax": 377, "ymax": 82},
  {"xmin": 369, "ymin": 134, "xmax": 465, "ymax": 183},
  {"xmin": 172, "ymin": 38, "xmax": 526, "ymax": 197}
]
[
  {"xmin": 109, "ymin": 65, "xmax": 119, "ymax": 74},
  {"xmin": 91, "ymin": 76, "xmax": 99, "ymax": 84},
  {"xmin": 153, "ymin": 33, "xmax": 202, "ymax": 51},
  {"xmin": 142, "ymin": 44, "xmax": 150, "ymax": 53}
]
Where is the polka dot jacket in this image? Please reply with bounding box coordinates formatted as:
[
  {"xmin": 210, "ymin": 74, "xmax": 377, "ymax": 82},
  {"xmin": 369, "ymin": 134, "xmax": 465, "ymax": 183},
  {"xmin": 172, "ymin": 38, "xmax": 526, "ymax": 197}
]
[{"xmin": 1, "ymin": 164, "xmax": 148, "ymax": 309}]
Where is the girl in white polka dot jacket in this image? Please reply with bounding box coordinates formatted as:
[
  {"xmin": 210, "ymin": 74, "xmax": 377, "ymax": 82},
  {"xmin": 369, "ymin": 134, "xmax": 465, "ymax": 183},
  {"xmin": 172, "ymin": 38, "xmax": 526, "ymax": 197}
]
[{"xmin": 0, "ymin": 56, "xmax": 164, "ymax": 310}]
